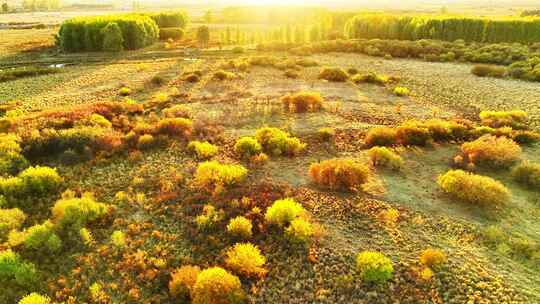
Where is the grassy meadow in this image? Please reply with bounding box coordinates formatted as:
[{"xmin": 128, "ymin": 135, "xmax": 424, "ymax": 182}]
[{"xmin": 0, "ymin": 4, "xmax": 540, "ymax": 304}]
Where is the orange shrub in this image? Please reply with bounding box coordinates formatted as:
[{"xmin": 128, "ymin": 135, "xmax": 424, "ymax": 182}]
[
  {"xmin": 281, "ymin": 91, "xmax": 324, "ymax": 113},
  {"xmin": 364, "ymin": 127, "xmax": 397, "ymax": 147},
  {"xmin": 308, "ymin": 159, "xmax": 370, "ymax": 191},
  {"xmin": 169, "ymin": 265, "xmax": 201, "ymax": 299},
  {"xmin": 461, "ymin": 135, "xmax": 521, "ymax": 168},
  {"xmin": 419, "ymin": 248, "xmax": 446, "ymax": 268},
  {"xmin": 156, "ymin": 118, "xmax": 193, "ymax": 138}
]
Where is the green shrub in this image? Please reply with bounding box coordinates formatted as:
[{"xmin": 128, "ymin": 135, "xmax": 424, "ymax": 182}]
[
  {"xmin": 194, "ymin": 161, "xmax": 247, "ymax": 191},
  {"xmin": 18, "ymin": 166, "xmax": 63, "ymax": 195},
  {"xmin": 265, "ymin": 198, "xmax": 305, "ymax": 227},
  {"xmin": 396, "ymin": 122, "xmax": 431, "ymax": 146},
  {"xmin": 351, "ymin": 73, "xmax": 388, "ymax": 85},
  {"xmin": 364, "ymin": 127, "xmax": 397, "ymax": 147},
  {"xmin": 285, "ymin": 218, "xmax": 314, "ymax": 244},
  {"xmin": 101, "ymin": 22, "xmax": 124, "ymax": 52},
  {"xmin": 188, "ymin": 141, "xmax": 218, "ymax": 159},
  {"xmin": 192, "ymin": 267, "xmax": 245, "ymax": 304},
  {"xmin": 368, "ymin": 147, "xmax": 403, "ymax": 170},
  {"xmin": 512, "ymin": 162, "xmax": 540, "ymax": 190},
  {"xmin": 234, "ymin": 137, "xmax": 262, "ymax": 159},
  {"xmin": 159, "ymin": 27, "xmax": 185, "ymax": 40},
  {"xmin": 0, "ymin": 151, "xmax": 29, "ymax": 177},
  {"xmin": 224, "ymin": 243, "xmax": 266, "ymax": 277},
  {"xmin": 308, "ymin": 159, "xmax": 370, "ymax": 191},
  {"xmin": 479, "ymin": 110, "xmax": 528, "ymax": 129},
  {"xmin": 318, "ymin": 67, "xmax": 348, "ymax": 82},
  {"xmin": 0, "ymin": 208, "xmax": 26, "ymax": 236},
  {"xmin": 356, "ymin": 251, "xmax": 393, "ymax": 284},
  {"xmin": 0, "ymin": 249, "xmax": 38, "ymax": 287},
  {"xmin": 147, "ymin": 11, "xmax": 188, "ymax": 28},
  {"xmin": 227, "ymin": 216, "xmax": 253, "ymax": 239},
  {"xmin": 58, "ymin": 14, "xmax": 159, "ymax": 52},
  {"xmin": 461, "ymin": 135, "xmax": 521, "ymax": 168},
  {"xmin": 471, "ymin": 65, "xmax": 506, "ymax": 78},
  {"xmin": 437, "ymin": 170, "xmax": 510, "ymax": 206},
  {"xmin": 22, "ymin": 221, "xmax": 62, "ymax": 253},
  {"xmin": 18, "ymin": 293, "xmax": 51, "ymax": 304},
  {"xmin": 254, "ymin": 127, "xmax": 305, "ymax": 156},
  {"xmin": 281, "ymin": 91, "xmax": 324, "ymax": 113},
  {"xmin": 52, "ymin": 195, "xmax": 109, "ymax": 229}
]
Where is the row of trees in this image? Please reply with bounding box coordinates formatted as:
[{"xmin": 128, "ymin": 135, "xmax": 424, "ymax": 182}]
[
  {"xmin": 22, "ymin": 0, "xmax": 61, "ymax": 11},
  {"xmin": 345, "ymin": 15, "xmax": 540, "ymax": 44}
]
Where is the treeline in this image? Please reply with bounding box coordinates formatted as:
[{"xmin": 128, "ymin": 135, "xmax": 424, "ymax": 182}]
[
  {"xmin": 22, "ymin": 0, "xmax": 61, "ymax": 11},
  {"xmin": 345, "ymin": 15, "xmax": 540, "ymax": 44},
  {"xmin": 217, "ymin": 6, "xmax": 327, "ymax": 24},
  {"xmin": 57, "ymin": 12, "xmax": 188, "ymax": 52},
  {"xmin": 521, "ymin": 10, "xmax": 540, "ymax": 17}
]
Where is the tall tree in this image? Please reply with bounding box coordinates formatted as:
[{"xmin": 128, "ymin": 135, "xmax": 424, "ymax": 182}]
[{"xmin": 197, "ymin": 26, "xmax": 210, "ymax": 48}]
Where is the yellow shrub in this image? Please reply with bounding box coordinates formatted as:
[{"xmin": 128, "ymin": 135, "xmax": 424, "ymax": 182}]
[
  {"xmin": 285, "ymin": 218, "xmax": 313, "ymax": 244},
  {"xmin": 224, "ymin": 243, "xmax": 266, "ymax": 277},
  {"xmin": 192, "ymin": 267, "xmax": 245, "ymax": 304},
  {"xmin": 137, "ymin": 134, "xmax": 155, "ymax": 150},
  {"xmin": 18, "ymin": 293, "xmax": 50, "ymax": 304},
  {"xmin": 368, "ymin": 147, "xmax": 403, "ymax": 170},
  {"xmin": 0, "ymin": 208, "xmax": 26, "ymax": 236},
  {"xmin": 364, "ymin": 127, "xmax": 397, "ymax": 147},
  {"xmin": 393, "ymin": 86, "xmax": 410, "ymax": 96},
  {"xmin": 461, "ymin": 135, "xmax": 521, "ymax": 168},
  {"xmin": 265, "ymin": 198, "xmax": 305, "ymax": 227},
  {"xmin": 318, "ymin": 67, "xmax": 348, "ymax": 82},
  {"xmin": 419, "ymin": 248, "xmax": 446, "ymax": 268},
  {"xmin": 512, "ymin": 162, "xmax": 540, "ymax": 190},
  {"xmin": 156, "ymin": 118, "xmax": 193, "ymax": 138},
  {"xmin": 437, "ymin": 170, "xmax": 510, "ymax": 206},
  {"xmin": 479, "ymin": 110, "xmax": 528, "ymax": 129},
  {"xmin": 281, "ymin": 91, "xmax": 324, "ymax": 113},
  {"xmin": 227, "ymin": 216, "xmax": 253, "ymax": 239},
  {"xmin": 188, "ymin": 141, "xmax": 219, "ymax": 159},
  {"xmin": 169, "ymin": 265, "xmax": 201, "ymax": 299},
  {"xmin": 194, "ymin": 161, "xmax": 247, "ymax": 191},
  {"xmin": 356, "ymin": 251, "xmax": 394, "ymax": 283},
  {"xmin": 308, "ymin": 159, "xmax": 370, "ymax": 191},
  {"xmin": 234, "ymin": 137, "xmax": 262, "ymax": 158},
  {"xmin": 255, "ymin": 127, "xmax": 305, "ymax": 156}
]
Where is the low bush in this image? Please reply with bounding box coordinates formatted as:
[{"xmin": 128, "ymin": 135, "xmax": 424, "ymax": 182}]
[
  {"xmin": 265, "ymin": 198, "xmax": 305, "ymax": 227},
  {"xmin": 159, "ymin": 27, "xmax": 185, "ymax": 40},
  {"xmin": 0, "ymin": 166, "xmax": 62, "ymax": 203},
  {"xmin": 193, "ymin": 161, "xmax": 247, "ymax": 191},
  {"xmin": 0, "ymin": 249, "xmax": 38, "ymax": 287},
  {"xmin": 419, "ymin": 248, "xmax": 447, "ymax": 268},
  {"xmin": 254, "ymin": 127, "xmax": 305, "ymax": 156},
  {"xmin": 188, "ymin": 141, "xmax": 218, "ymax": 159},
  {"xmin": 368, "ymin": 147, "xmax": 403, "ymax": 170},
  {"xmin": 227, "ymin": 216, "xmax": 253, "ymax": 239},
  {"xmin": 460, "ymin": 135, "xmax": 521, "ymax": 168},
  {"xmin": 317, "ymin": 128, "xmax": 335, "ymax": 142},
  {"xmin": 512, "ymin": 162, "xmax": 540, "ymax": 190},
  {"xmin": 364, "ymin": 127, "xmax": 397, "ymax": 147},
  {"xmin": 393, "ymin": 87, "xmax": 410, "ymax": 96},
  {"xmin": 308, "ymin": 159, "xmax": 370, "ymax": 191},
  {"xmin": 192, "ymin": 267, "xmax": 245, "ymax": 304},
  {"xmin": 224, "ymin": 243, "xmax": 266, "ymax": 277},
  {"xmin": 163, "ymin": 104, "xmax": 191, "ymax": 118},
  {"xmin": 21, "ymin": 221, "xmax": 62, "ymax": 253},
  {"xmin": 471, "ymin": 65, "xmax": 506, "ymax": 78},
  {"xmin": 52, "ymin": 195, "xmax": 109, "ymax": 229},
  {"xmin": 285, "ymin": 218, "xmax": 314, "ymax": 244},
  {"xmin": 0, "ymin": 208, "xmax": 26, "ymax": 236},
  {"xmin": 234, "ymin": 137, "xmax": 262, "ymax": 159},
  {"xmin": 18, "ymin": 293, "xmax": 51, "ymax": 304},
  {"xmin": 396, "ymin": 122, "xmax": 431, "ymax": 146},
  {"xmin": 281, "ymin": 91, "xmax": 324, "ymax": 113},
  {"xmin": 17, "ymin": 293, "xmax": 51, "ymax": 304},
  {"xmin": 196, "ymin": 204, "xmax": 224, "ymax": 231},
  {"xmin": 318, "ymin": 67, "xmax": 348, "ymax": 82},
  {"xmin": 511, "ymin": 130, "xmax": 540, "ymax": 144},
  {"xmin": 136, "ymin": 134, "xmax": 156, "ymax": 150},
  {"xmin": 156, "ymin": 118, "xmax": 193, "ymax": 138},
  {"xmin": 213, "ymin": 70, "xmax": 236, "ymax": 81},
  {"xmin": 118, "ymin": 87, "xmax": 132, "ymax": 96},
  {"xmin": 479, "ymin": 110, "xmax": 528, "ymax": 129},
  {"xmin": 169, "ymin": 265, "xmax": 201, "ymax": 300},
  {"xmin": 0, "ymin": 66, "xmax": 61, "ymax": 83},
  {"xmin": 351, "ymin": 73, "xmax": 388, "ymax": 85},
  {"xmin": 356, "ymin": 251, "xmax": 394, "ymax": 284},
  {"xmin": 437, "ymin": 170, "xmax": 510, "ymax": 206}
]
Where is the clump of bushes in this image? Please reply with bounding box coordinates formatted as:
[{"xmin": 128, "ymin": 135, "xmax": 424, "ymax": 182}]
[
  {"xmin": 224, "ymin": 243, "xmax": 266, "ymax": 277},
  {"xmin": 471, "ymin": 65, "xmax": 506, "ymax": 78},
  {"xmin": 368, "ymin": 147, "xmax": 403, "ymax": 170},
  {"xmin": 437, "ymin": 170, "xmax": 510, "ymax": 206},
  {"xmin": 0, "ymin": 208, "xmax": 26, "ymax": 237},
  {"xmin": 0, "ymin": 166, "xmax": 62, "ymax": 205},
  {"xmin": 396, "ymin": 121, "xmax": 431, "ymax": 146},
  {"xmin": 192, "ymin": 267, "xmax": 245, "ymax": 304},
  {"xmin": 188, "ymin": 141, "xmax": 218, "ymax": 159},
  {"xmin": 281, "ymin": 91, "xmax": 324, "ymax": 113},
  {"xmin": 265, "ymin": 198, "xmax": 305, "ymax": 227},
  {"xmin": 318, "ymin": 67, "xmax": 349, "ymax": 82},
  {"xmin": 419, "ymin": 248, "xmax": 446, "ymax": 268},
  {"xmin": 479, "ymin": 110, "xmax": 528, "ymax": 129},
  {"xmin": 52, "ymin": 195, "xmax": 109, "ymax": 229},
  {"xmin": 460, "ymin": 135, "xmax": 521, "ymax": 169},
  {"xmin": 156, "ymin": 118, "xmax": 193, "ymax": 138},
  {"xmin": 0, "ymin": 134, "xmax": 29, "ymax": 176},
  {"xmin": 0, "ymin": 249, "xmax": 38, "ymax": 287},
  {"xmin": 356, "ymin": 251, "xmax": 393, "ymax": 284},
  {"xmin": 393, "ymin": 86, "xmax": 410, "ymax": 96},
  {"xmin": 169, "ymin": 265, "xmax": 200, "ymax": 300},
  {"xmin": 512, "ymin": 162, "xmax": 540, "ymax": 190},
  {"xmin": 58, "ymin": 15, "xmax": 159, "ymax": 52},
  {"xmin": 365, "ymin": 127, "xmax": 397, "ymax": 147},
  {"xmin": 234, "ymin": 137, "xmax": 262, "ymax": 159},
  {"xmin": 309, "ymin": 159, "xmax": 370, "ymax": 191},
  {"xmin": 193, "ymin": 161, "xmax": 247, "ymax": 191},
  {"xmin": 20, "ymin": 221, "xmax": 62, "ymax": 253},
  {"xmin": 227, "ymin": 216, "xmax": 253, "ymax": 239},
  {"xmin": 255, "ymin": 127, "xmax": 305, "ymax": 156}
]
